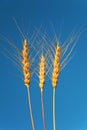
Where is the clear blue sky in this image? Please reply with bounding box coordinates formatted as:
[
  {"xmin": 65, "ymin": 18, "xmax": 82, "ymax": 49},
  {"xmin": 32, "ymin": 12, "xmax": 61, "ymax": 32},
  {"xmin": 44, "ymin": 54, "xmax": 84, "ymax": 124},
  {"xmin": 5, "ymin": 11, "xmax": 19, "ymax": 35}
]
[{"xmin": 0, "ymin": 0, "xmax": 87, "ymax": 130}]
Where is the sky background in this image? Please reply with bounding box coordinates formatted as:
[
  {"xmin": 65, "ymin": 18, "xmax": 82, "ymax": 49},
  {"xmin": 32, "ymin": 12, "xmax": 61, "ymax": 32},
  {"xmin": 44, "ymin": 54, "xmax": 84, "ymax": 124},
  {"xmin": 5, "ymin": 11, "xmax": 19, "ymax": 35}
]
[{"xmin": 0, "ymin": 0, "xmax": 87, "ymax": 130}]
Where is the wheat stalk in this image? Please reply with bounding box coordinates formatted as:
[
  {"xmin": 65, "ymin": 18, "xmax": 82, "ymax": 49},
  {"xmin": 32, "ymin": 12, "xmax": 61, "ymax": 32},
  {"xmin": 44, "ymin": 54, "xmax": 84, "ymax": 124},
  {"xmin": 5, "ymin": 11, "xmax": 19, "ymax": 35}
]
[
  {"xmin": 52, "ymin": 44, "xmax": 61, "ymax": 130},
  {"xmin": 22, "ymin": 39, "xmax": 35, "ymax": 130},
  {"xmin": 39, "ymin": 55, "xmax": 46, "ymax": 130}
]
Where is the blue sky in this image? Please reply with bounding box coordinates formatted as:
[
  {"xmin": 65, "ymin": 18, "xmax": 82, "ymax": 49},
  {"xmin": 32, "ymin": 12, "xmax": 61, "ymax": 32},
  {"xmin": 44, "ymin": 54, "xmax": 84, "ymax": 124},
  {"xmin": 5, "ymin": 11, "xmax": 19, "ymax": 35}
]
[{"xmin": 0, "ymin": 0, "xmax": 87, "ymax": 130}]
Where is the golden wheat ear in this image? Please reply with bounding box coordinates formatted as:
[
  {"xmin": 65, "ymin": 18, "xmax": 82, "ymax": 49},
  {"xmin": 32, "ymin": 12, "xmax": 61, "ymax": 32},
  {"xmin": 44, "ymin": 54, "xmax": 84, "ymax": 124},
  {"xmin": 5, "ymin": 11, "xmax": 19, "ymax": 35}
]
[
  {"xmin": 52, "ymin": 44, "xmax": 61, "ymax": 89},
  {"xmin": 39, "ymin": 55, "xmax": 46, "ymax": 90},
  {"xmin": 22, "ymin": 39, "xmax": 31, "ymax": 87},
  {"xmin": 22, "ymin": 39, "xmax": 35, "ymax": 130}
]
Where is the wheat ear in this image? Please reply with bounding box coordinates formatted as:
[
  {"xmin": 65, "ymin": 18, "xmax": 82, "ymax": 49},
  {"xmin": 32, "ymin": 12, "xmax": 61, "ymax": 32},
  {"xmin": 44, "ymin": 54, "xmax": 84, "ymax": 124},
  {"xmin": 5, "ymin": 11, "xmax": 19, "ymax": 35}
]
[
  {"xmin": 22, "ymin": 39, "xmax": 35, "ymax": 130},
  {"xmin": 22, "ymin": 39, "xmax": 31, "ymax": 87},
  {"xmin": 52, "ymin": 44, "xmax": 61, "ymax": 130},
  {"xmin": 39, "ymin": 55, "xmax": 46, "ymax": 130}
]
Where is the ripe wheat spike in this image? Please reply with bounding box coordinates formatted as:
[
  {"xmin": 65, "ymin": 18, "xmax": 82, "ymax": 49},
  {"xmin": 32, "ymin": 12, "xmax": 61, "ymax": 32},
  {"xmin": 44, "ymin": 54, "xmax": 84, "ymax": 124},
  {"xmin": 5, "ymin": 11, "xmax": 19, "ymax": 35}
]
[
  {"xmin": 22, "ymin": 39, "xmax": 31, "ymax": 87},
  {"xmin": 52, "ymin": 44, "xmax": 61, "ymax": 89},
  {"xmin": 22, "ymin": 39, "xmax": 35, "ymax": 130},
  {"xmin": 39, "ymin": 55, "xmax": 46, "ymax": 90}
]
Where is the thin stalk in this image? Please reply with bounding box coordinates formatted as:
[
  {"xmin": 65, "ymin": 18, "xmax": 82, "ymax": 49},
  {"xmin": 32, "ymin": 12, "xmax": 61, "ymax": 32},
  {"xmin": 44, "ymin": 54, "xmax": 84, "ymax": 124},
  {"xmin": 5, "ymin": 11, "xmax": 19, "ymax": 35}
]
[
  {"xmin": 41, "ymin": 89, "xmax": 46, "ymax": 130},
  {"xmin": 53, "ymin": 88, "xmax": 56, "ymax": 130},
  {"xmin": 27, "ymin": 87, "xmax": 35, "ymax": 130}
]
